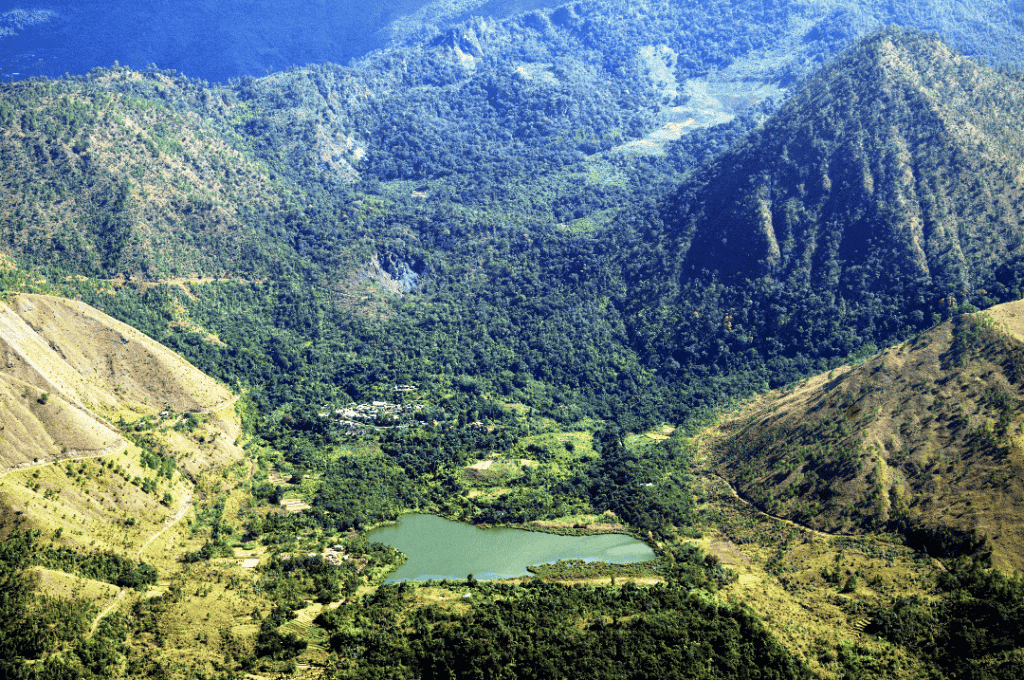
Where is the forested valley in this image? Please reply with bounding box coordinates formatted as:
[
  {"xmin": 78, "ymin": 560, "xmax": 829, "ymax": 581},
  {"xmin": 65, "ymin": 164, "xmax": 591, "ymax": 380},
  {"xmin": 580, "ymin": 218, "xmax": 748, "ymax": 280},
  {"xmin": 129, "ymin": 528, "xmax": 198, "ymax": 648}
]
[{"xmin": 4, "ymin": 0, "xmax": 1024, "ymax": 678}]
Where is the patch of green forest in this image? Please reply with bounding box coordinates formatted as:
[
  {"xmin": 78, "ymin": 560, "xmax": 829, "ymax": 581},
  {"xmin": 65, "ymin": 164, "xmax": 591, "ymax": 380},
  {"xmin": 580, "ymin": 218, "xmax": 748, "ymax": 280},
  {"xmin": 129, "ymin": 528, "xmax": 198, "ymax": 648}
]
[{"xmin": 314, "ymin": 572, "xmax": 811, "ymax": 680}]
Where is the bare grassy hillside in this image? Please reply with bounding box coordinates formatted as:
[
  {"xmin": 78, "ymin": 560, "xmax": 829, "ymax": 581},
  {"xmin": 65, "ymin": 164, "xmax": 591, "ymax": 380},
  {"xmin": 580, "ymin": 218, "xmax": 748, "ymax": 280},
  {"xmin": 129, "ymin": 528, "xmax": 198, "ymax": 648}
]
[
  {"xmin": 0, "ymin": 293, "xmax": 248, "ymax": 589},
  {"xmin": 0, "ymin": 293, "xmax": 232, "ymax": 470},
  {"xmin": 712, "ymin": 301, "xmax": 1024, "ymax": 571}
]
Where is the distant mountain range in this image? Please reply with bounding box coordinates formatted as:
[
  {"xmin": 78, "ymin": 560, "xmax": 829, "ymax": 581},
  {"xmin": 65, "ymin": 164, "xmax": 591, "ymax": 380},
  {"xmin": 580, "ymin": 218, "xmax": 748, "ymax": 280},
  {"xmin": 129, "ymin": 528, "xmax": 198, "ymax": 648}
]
[{"xmin": 1, "ymin": 0, "xmax": 565, "ymax": 82}]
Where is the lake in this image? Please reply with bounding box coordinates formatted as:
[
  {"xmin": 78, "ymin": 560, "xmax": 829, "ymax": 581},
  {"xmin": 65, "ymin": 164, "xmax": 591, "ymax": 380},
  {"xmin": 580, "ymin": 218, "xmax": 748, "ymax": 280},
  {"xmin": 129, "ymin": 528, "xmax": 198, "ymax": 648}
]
[{"xmin": 366, "ymin": 514, "xmax": 656, "ymax": 583}]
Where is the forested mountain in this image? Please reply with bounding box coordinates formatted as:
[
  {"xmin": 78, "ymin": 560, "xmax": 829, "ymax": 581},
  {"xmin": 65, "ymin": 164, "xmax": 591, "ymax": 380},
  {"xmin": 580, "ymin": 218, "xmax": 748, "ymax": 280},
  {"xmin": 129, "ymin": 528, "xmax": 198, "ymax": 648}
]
[
  {"xmin": 626, "ymin": 29, "xmax": 1024, "ymax": 395},
  {"xmin": 5, "ymin": 3, "xmax": 1024, "ymax": 677},
  {"xmin": 8, "ymin": 0, "xmax": 1022, "ymax": 277},
  {"xmin": 667, "ymin": 31, "xmax": 1024, "ymax": 291},
  {"xmin": 7, "ymin": 26, "xmax": 1024, "ymax": 437},
  {"xmin": 4, "ymin": 2, "xmax": 1024, "ymax": 429},
  {"xmin": 230, "ymin": 0, "xmax": 1024, "ymax": 195}
]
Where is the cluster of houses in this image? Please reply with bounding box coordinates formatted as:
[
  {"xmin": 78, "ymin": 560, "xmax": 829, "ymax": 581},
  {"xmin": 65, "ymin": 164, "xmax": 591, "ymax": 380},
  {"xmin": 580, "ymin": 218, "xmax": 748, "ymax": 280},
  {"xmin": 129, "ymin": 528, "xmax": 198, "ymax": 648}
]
[
  {"xmin": 323, "ymin": 545, "xmax": 351, "ymax": 565},
  {"xmin": 278, "ymin": 544, "xmax": 352, "ymax": 566},
  {"xmin": 318, "ymin": 389, "xmax": 424, "ymax": 436}
]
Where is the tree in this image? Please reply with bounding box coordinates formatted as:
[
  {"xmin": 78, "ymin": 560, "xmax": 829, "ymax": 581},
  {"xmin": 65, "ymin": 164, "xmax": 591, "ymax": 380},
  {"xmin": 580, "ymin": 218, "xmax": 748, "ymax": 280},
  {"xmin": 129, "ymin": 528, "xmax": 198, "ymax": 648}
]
[{"xmin": 0, "ymin": 524, "xmax": 37, "ymax": 677}]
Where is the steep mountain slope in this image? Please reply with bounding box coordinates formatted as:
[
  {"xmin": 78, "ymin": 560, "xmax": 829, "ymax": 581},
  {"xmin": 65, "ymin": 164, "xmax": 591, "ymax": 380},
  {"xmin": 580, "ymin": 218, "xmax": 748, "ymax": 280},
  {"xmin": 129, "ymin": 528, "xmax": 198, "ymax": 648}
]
[
  {"xmin": 630, "ymin": 29, "xmax": 1024, "ymax": 390},
  {"xmin": 0, "ymin": 293, "xmax": 257, "ymax": 680},
  {"xmin": 0, "ymin": 293, "xmax": 232, "ymax": 470},
  {"xmin": 0, "ymin": 74, "xmax": 298, "ymax": 278},
  {"xmin": 672, "ymin": 29, "xmax": 1024, "ymax": 289},
  {"xmin": 711, "ymin": 302, "xmax": 1024, "ymax": 571}
]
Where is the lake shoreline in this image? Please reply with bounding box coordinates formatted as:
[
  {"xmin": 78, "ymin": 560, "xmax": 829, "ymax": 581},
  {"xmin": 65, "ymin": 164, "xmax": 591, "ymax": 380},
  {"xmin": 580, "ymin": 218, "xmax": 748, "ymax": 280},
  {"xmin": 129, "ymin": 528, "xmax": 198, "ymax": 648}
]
[{"xmin": 366, "ymin": 513, "xmax": 657, "ymax": 583}]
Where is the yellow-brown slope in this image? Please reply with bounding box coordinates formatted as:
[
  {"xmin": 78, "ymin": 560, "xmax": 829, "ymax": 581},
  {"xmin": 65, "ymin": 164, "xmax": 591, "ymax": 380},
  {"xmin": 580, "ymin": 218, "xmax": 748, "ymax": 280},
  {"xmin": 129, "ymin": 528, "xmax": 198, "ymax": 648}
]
[
  {"xmin": 0, "ymin": 293, "xmax": 231, "ymax": 471},
  {"xmin": 711, "ymin": 301, "xmax": 1024, "ymax": 571}
]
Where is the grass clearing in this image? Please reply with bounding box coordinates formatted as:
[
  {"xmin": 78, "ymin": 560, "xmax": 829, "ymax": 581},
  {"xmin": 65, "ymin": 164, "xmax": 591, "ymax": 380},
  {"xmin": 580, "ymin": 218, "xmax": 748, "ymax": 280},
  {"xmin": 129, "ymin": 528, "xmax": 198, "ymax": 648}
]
[
  {"xmin": 29, "ymin": 566, "xmax": 121, "ymax": 608},
  {"xmin": 690, "ymin": 462, "xmax": 940, "ymax": 680}
]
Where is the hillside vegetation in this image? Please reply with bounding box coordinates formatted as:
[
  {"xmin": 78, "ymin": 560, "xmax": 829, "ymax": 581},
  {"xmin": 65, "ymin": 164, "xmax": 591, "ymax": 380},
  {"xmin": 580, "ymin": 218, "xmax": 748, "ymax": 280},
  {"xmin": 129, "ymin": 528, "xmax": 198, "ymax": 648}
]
[
  {"xmin": 713, "ymin": 301, "xmax": 1024, "ymax": 571},
  {"xmin": 4, "ymin": 4, "xmax": 1024, "ymax": 678},
  {"xmin": 0, "ymin": 75, "xmax": 302, "ymax": 278},
  {"xmin": 6, "ymin": 22, "xmax": 1024, "ymax": 528},
  {"xmin": 7, "ymin": 30, "xmax": 1024, "ymax": 547},
  {"xmin": 5, "ymin": 17, "xmax": 1024, "ymax": 436}
]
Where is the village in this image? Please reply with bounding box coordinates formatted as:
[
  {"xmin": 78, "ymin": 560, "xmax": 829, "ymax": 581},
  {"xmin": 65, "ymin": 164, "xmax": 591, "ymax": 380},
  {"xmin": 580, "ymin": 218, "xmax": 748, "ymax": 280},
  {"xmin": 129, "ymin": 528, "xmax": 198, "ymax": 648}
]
[
  {"xmin": 317, "ymin": 385, "xmax": 425, "ymax": 436},
  {"xmin": 276, "ymin": 544, "xmax": 352, "ymax": 567}
]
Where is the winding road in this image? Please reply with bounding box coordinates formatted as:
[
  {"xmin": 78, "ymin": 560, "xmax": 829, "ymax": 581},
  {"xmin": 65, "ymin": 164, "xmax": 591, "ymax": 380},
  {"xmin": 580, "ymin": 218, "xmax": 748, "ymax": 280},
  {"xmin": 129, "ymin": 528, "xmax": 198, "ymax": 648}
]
[
  {"xmin": 0, "ymin": 394, "xmax": 238, "ymax": 479},
  {"xmin": 708, "ymin": 472, "xmax": 842, "ymax": 539},
  {"xmin": 83, "ymin": 395, "xmax": 239, "ymax": 635},
  {"xmin": 0, "ymin": 441, "xmax": 129, "ymax": 480}
]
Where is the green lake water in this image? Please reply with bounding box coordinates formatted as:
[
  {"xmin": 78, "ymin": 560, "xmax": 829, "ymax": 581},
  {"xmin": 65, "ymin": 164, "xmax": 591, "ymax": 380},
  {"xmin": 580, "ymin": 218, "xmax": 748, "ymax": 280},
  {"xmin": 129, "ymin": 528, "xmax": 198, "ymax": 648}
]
[{"xmin": 366, "ymin": 514, "xmax": 656, "ymax": 582}]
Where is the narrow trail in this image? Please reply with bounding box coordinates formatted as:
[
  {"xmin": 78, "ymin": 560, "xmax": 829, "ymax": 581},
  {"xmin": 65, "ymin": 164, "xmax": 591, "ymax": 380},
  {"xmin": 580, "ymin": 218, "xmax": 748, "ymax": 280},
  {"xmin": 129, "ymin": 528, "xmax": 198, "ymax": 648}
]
[
  {"xmin": 89, "ymin": 486, "xmax": 194, "ymax": 635},
  {"xmin": 0, "ymin": 441, "xmax": 128, "ymax": 479},
  {"xmin": 198, "ymin": 394, "xmax": 239, "ymax": 416},
  {"xmin": 707, "ymin": 472, "xmax": 842, "ymax": 539},
  {"xmin": 136, "ymin": 488, "xmax": 193, "ymax": 561},
  {"xmin": 2, "ymin": 395, "xmax": 238, "ymax": 479},
  {"xmin": 149, "ymin": 394, "xmax": 240, "ymax": 429},
  {"xmin": 89, "ymin": 590, "xmax": 126, "ymax": 634},
  {"xmin": 707, "ymin": 470, "xmax": 949, "ymax": 574}
]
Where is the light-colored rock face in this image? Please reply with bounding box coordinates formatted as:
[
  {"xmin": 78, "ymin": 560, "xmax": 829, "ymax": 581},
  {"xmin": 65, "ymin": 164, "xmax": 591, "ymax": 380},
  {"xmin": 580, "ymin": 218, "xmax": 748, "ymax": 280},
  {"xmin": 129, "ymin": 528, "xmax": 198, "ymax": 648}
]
[{"xmin": 0, "ymin": 293, "xmax": 232, "ymax": 469}]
